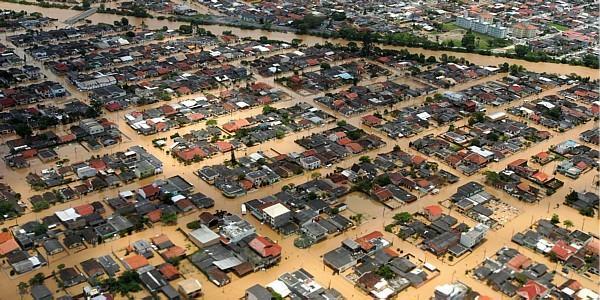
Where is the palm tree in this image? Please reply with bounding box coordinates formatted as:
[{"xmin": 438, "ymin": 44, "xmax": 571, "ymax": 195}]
[
  {"xmin": 311, "ymin": 172, "xmax": 322, "ymax": 180},
  {"xmin": 353, "ymin": 213, "xmax": 364, "ymax": 225},
  {"xmin": 563, "ymin": 220, "xmax": 574, "ymax": 229},
  {"xmin": 18, "ymin": 282, "xmax": 28, "ymax": 300}
]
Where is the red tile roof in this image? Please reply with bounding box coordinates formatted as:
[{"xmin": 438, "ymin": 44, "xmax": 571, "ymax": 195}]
[
  {"xmin": 159, "ymin": 263, "xmax": 180, "ymax": 280},
  {"xmin": 424, "ymin": 205, "xmax": 442, "ymax": 219},
  {"xmin": 140, "ymin": 184, "xmax": 160, "ymax": 198},
  {"xmin": 362, "ymin": 114, "xmax": 382, "ymax": 125},
  {"xmin": 355, "ymin": 231, "xmax": 384, "ymax": 252},
  {"xmin": 249, "ymin": 236, "xmax": 281, "ymax": 257},
  {"xmin": 551, "ymin": 240, "xmax": 577, "ymax": 261},
  {"xmin": 74, "ymin": 204, "xmax": 94, "ymax": 216},
  {"xmin": 177, "ymin": 147, "xmax": 207, "ymax": 161},
  {"xmin": 517, "ymin": 280, "xmax": 547, "ymax": 300}
]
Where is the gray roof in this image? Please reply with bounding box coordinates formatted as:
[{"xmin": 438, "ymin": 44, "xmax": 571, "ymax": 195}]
[
  {"xmin": 246, "ymin": 284, "xmax": 272, "ymax": 300},
  {"xmin": 323, "ymin": 247, "xmax": 357, "ymax": 271},
  {"xmin": 31, "ymin": 284, "xmax": 52, "ymax": 300}
]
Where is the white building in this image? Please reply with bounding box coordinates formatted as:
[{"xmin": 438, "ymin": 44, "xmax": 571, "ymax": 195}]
[
  {"xmin": 434, "ymin": 282, "xmax": 469, "ymax": 300},
  {"xmin": 299, "ymin": 156, "xmax": 321, "ymax": 170},
  {"xmin": 460, "ymin": 223, "xmax": 489, "ymax": 248}
]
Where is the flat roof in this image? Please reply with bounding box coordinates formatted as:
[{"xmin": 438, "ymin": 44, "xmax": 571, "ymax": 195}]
[{"xmin": 262, "ymin": 203, "xmax": 290, "ymax": 218}]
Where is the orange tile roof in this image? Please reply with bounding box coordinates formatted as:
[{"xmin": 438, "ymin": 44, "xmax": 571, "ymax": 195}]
[
  {"xmin": 159, "ymin": 263, "xmax": 180, "ymax": 280},
  {"xmin": 162, "ymin": 245, "xmax": 186, "ymax": 259},
  {"xmin": 123, "ymin": 254, "xmax": 149, "ymax": 270},
  {"xmin": 0, "ymin": 238, "xmax": 19, "ymax": 255},
  {"xmin": 507, "ymin": 254, "xmax": 531, "ymax": 270},
  {"xmin": 151, "ymin": 234, "xmax": 170, "ymax": 246},
  {"xmin": 147, "ymin": 209, "xmax": 162, "ymax": 223},
  {"xmin": 424, "ymin": 205, "xmax": 442, "ymax": 217},
  {"xmin": 0, "ymin": 232, "xmax": 12, "ymax": 244}
]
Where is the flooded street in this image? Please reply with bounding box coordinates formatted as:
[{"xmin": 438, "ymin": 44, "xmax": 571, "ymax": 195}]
[{"xmin": 0, "ymin": 2, "xmax": 597, "ymax": 300}]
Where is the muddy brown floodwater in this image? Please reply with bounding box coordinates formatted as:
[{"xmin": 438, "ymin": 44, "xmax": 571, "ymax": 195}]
[
  {"xmin": 1, "ymin": 1, "xmax": 599, "ymax": 79},
  {"xmin": 0, "ymin": 2, "xmax": 598, "ymax": 300}
]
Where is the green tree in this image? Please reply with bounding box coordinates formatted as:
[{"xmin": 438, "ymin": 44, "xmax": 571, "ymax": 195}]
[
  {"xmin": 32, "ymin": 223, "xmax": 48, "ymax": 235},
  {"xmin": 291, "ymin": 38, "xmax": 302, "ymax": 47},
  {"xmin": 206, "ymin": 119, "xmax": 217, "ymax": 126},
  {"xmin": 461, "ymin": 31, "xmax": 476, "ymax": 50},
  {"xmin": 359, "ymin": 156, "xmax": 371, "ymax": 164},
  {"xmin": 179, "ymin": 24, "xmax": 193, "ymax": 34},
  {"xmin": 161, "ymin": 212, "xmax": 177, "ymax": 225},
  {"xmin": 28, "ymin": 273, "xmax": 45, "ymax": 286},
  {"xmin": 565, "ymin": 190, "xmax": 578, "ymax": 204},
  {"xmin": 14, "ymin": 123, "xmax": 32, "ymax": 137},
  {"xmin": 351, "ymin": 213, "xmax": 364, "ymax": 224},
  {"xmin": 484, "ymin": 170, "xmax": 501, "ymax": 185},
  {"xmin": 32, "ymin": 200, "xmax": 49, "ymax": 212},
  {"xmin": 311, "ymin": 172, "xmax": 322, "ymax": 180},
  {"xmin": 376, "ymin": 265, "xmax": 395, "ymax": 279},
  {"xmin": 262, "ymin": 105, "xmax": 276, "ymax": 114},
  {"xmin": 563, "ymin": 220, "xmax": 574, "ymax": 229},
  {"xmin": 514, "ymin": 45, "xmax": 530, "ymax": 58},
  {"xmin": 580, "ymin": 207, "xmax": 594, "ymax": 217},
  {"xmin": 550, "ymin": 213, "xmax": 560, "ymax": 225},
  {"xmin": 393, "ymin": 212, "xmax": 412, "ymax": 224}
]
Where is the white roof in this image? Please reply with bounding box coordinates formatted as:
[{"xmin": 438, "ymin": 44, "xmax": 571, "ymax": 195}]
[
  {"xmin": 519, "ymin": 107, "xmax": 535, "ymax": 115},
  {"xmin": 171, "ymin": 195, "xmax": 186, "ymax": 202},
  {"xmin": 248, "ymin": 152, "xmax": 264, "ymax": 162},
  {"xmin": 120, "ymin": 55, "xmax": 133, "ymax": 62},
  {"xmin": 213, "ymin": 256, "xmax": 243, "ymax": 269},
  {"xmin": 576, "ymin": 288, "xmax": 599, "ymax": 300},
  {"xmin": 423, "ymin": 262, "xmax": 437, "ymax": 271},
  {"xmin": 536, "ymin": 239, "xmax": 554, "ymax": 253},
  {"xmin": 267, "ymin": 280, "xmax": 291, "ymax": 297},
  {"xmin": 537, "ymin": 101, "xmax": 556, "ymax": 109},
  {"xmin": 178, "ymin": 278, "xmax": 202, "ymax": 294},
  {"xmin": 29, "ymin": 256, "xmax": 41, "ymax": 266},
  {"xmin": 117, "ymin": 38, "xmax": 129, "ymax": 45},
  {"xmin": 487, "ymin": 111, "xmax": 506, "ymax": 120},
  {"xmin": 119, "ymin": 190, "xmax": 134, "ymax": 198},
  {"xmin": 262, "ymin": 203, "xmax": 290, "ymax": 218},
  {"xmin": 416, "ymin": 112, "xmax": 431, "ymax": 120},
  {"xmin": 55, "ymin": 208, "xmax": 80, "ymax": 222},
  {"xmin": 483, "ymin": 66, "xmax": 500, "ymax": 72},
  {"xmin": 252, "ymin": 45, "xmax": 270, "ymax": 52},
  {"xmin": 371, "ymin": 287, "xmax": 394, "ymax": 299},
  {"xmin": 236, "ymin": 101, "xmax": 249, "ymax": 108},
  {"xmin": 180, "ymin": 100, "xmax": 197, "ymax": 108},
  {"xmin": 190, "ymin": 225, "xmax": 220, "ymax": 243},
  {"xmin": 468, "ymin": 146, "xmax": 494, "ymax": 158}
]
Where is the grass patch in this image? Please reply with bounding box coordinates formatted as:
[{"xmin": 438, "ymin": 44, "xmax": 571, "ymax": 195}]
[
  {"xmin": 550, "ymin": 22, "xmax": 569, "ymax": 31},
  {"xmin": 442, "ymin": 22, "xmax": 463, "ymax": 31}
]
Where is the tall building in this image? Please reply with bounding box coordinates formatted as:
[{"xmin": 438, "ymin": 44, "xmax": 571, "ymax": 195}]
[{"xmin": 512, "ymin": 23, "xmax": 538, "ymax": 38}]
